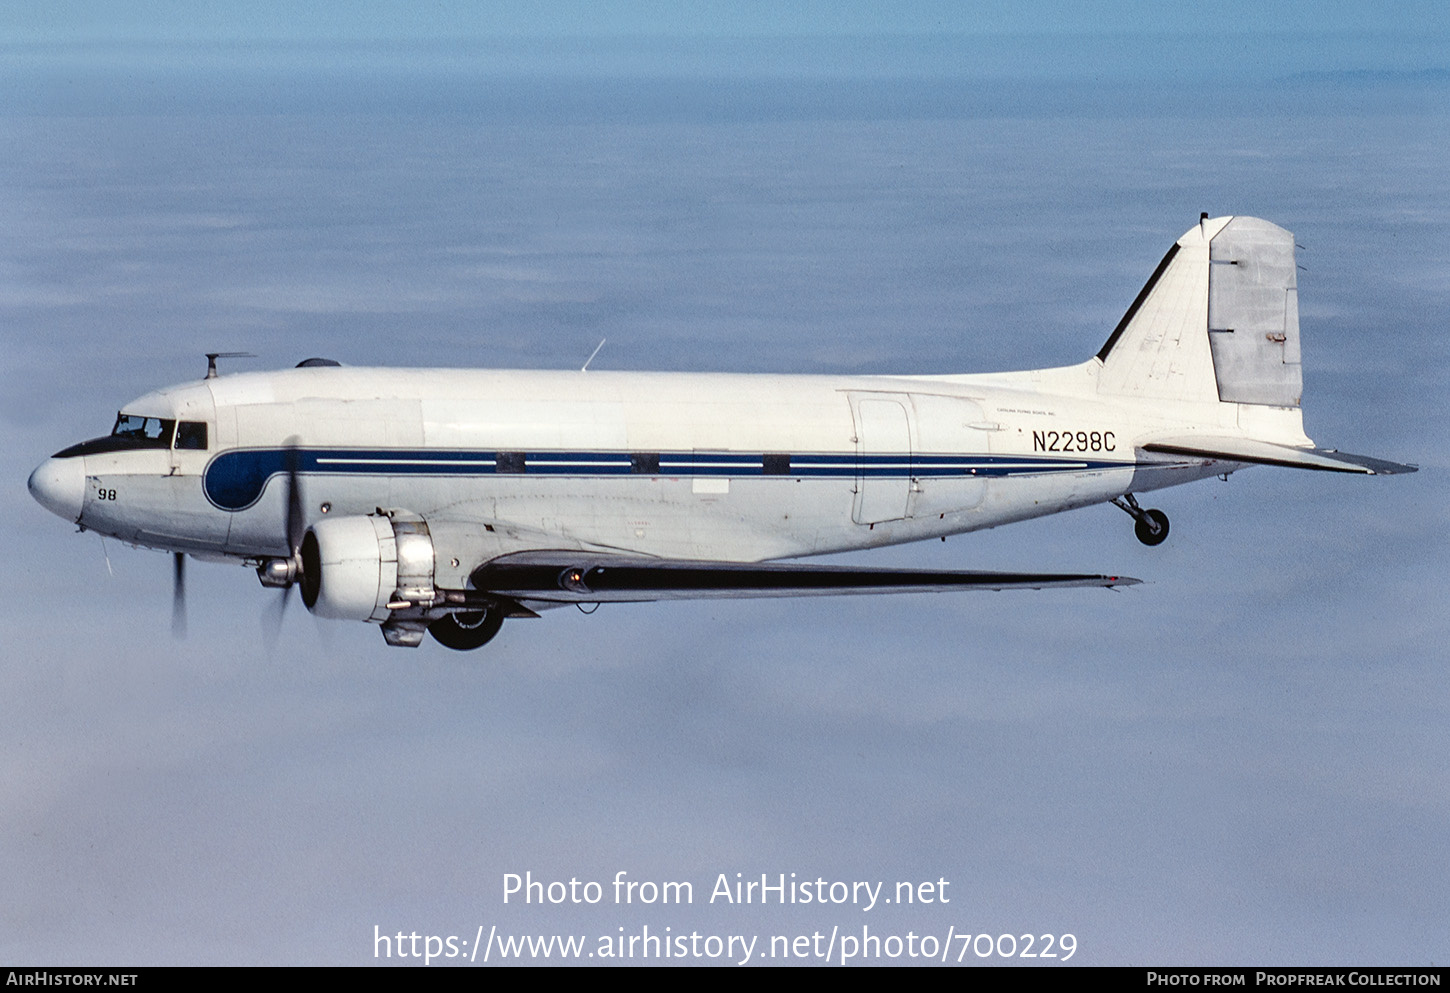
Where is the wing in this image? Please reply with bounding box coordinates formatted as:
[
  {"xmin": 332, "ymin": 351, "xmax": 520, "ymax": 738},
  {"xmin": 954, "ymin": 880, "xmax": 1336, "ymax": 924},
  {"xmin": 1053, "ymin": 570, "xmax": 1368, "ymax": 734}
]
[{"xmin": 466, "ymin": 550, "xmax": 1138, "ymax": 605}]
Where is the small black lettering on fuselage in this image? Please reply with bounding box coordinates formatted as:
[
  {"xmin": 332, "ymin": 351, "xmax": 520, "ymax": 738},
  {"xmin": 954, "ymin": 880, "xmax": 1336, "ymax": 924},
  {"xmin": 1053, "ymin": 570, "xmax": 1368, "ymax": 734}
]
[{"xmin": 1032, "ymin": 430, "xmax": 1116, "ymax": 453}]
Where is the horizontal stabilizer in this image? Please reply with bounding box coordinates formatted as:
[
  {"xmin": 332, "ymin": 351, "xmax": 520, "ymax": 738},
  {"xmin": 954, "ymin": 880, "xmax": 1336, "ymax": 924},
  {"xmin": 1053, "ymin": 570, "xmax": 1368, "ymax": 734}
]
[
  {"xmin": 1144, "ymin": 436, "xmax": 1416, "ymax": 475},
  {"xmin": 471, "ymin": 551, "xmax": 1139, "ymax": 604}
]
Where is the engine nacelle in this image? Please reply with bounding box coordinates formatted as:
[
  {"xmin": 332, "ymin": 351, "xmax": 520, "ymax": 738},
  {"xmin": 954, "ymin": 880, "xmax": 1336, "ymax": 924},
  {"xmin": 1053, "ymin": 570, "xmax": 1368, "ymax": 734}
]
[{"xmin": 299, "ymin": 513, "xmax": 436, "ymax": 622}]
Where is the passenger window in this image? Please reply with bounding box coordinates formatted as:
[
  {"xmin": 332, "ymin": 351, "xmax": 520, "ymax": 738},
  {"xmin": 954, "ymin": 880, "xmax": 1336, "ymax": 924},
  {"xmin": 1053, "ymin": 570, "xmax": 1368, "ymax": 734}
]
[
  {"xmin": 762, "ymin": 453, "xmax": 792, "ymax": 475},
  {"xmin": 175, "ymin": 421, "xmax": 208, "ymax": 450},
  {"xmin": 495, "ymin": 452, "xmax": 526, "ymax": 474},
  {"xmin": 630, "ymin": 453, "xmax": 661, "ymax": 474}
]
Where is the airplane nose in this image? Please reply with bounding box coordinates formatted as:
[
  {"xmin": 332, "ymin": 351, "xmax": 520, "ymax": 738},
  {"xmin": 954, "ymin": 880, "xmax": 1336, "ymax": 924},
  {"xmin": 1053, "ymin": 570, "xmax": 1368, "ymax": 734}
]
[{"xmin": 28, "ymin": 456, "xmax": 85, "ymax": 523}]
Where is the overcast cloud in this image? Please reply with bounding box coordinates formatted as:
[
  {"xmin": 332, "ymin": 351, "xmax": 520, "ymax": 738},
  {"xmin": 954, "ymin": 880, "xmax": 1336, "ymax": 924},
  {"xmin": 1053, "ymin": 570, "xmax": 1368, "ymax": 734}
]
[{"xmin": 2, "ymin": 6, "xmax": 1447, "ymax": 966}]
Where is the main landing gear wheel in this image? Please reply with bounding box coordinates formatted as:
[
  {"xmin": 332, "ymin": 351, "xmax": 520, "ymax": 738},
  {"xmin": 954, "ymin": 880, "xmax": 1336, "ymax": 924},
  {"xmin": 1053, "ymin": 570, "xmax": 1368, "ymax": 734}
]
[
  {"xmin": 1134, "ymin": 508, "xmax": 1170, "ymax": 546},
  {"xmin": 1112, "ymin": 494, "xmax": 1170, "ymax": 546},
  {"xmin": 429, "ymin": 608, "xmax": 504, "ymax": 651}
]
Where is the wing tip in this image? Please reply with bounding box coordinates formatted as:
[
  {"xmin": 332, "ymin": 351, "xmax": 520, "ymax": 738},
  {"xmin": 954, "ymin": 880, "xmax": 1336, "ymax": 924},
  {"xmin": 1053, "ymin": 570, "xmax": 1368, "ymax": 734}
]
[{"xmin": 1368, "ymin": 461, "xmax": 1418, "ymax": 476}]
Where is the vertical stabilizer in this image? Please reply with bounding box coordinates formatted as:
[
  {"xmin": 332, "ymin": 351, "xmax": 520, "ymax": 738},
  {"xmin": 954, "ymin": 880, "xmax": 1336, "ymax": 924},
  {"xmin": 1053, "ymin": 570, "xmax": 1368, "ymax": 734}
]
[
  {"xmin": 1095, "ymin": 217, "xmax": 1224, "ymax": 403},
  {"xmin": 1096, "ymin": 216, "xmax": 1303, "ymax": 409}
]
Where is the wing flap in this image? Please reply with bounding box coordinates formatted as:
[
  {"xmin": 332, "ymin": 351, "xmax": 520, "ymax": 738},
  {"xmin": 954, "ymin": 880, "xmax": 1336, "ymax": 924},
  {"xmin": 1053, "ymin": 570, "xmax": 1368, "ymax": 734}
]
[
  {"xmin": 1144, "ymin": 436, "xmax": 1416, "ymax": 475},
  {"xmin": 470, "ymin": 551, "xmax": 1138, "ymax": 604}
]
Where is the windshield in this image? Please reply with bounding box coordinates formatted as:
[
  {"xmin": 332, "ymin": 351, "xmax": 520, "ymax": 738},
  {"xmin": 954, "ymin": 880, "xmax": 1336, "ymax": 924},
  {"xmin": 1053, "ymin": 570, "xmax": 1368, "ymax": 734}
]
[
  {"xmin": 51, "ymin": 412, "xmax": 190, "ymax": 459},
  {"xmin": 111, "ymin": 413, "xmax": 175, "ymax": 447}
]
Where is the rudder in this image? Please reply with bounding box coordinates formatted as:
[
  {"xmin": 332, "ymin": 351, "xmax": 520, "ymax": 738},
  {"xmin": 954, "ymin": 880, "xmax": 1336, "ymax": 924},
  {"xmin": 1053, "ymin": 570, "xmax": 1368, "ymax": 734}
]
[{"xmin": 1205, "ymin": 217, "xmax": 1302, "ymax": 406}]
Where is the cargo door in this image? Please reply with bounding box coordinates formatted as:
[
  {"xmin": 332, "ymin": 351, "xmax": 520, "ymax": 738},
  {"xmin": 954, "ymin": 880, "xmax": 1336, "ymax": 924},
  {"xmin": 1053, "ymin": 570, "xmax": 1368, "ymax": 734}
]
[
  {"xmin": 850, "ymin": 395, "xmax": 912, "ymax": 524},
  {"xmin": 907, "ymin": 393, "xmax": 989, "ymax": 516}
]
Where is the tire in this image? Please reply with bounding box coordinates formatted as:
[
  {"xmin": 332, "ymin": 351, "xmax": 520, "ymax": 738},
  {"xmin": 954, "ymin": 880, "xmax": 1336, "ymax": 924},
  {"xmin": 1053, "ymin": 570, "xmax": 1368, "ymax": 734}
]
[
  {"xmin": 428, "ymin": 608, "xmax": 504, "ymax": 651},
  {"xmin": 1134, "ymin": 508, "xmax": 1170, "ymax": 546}
]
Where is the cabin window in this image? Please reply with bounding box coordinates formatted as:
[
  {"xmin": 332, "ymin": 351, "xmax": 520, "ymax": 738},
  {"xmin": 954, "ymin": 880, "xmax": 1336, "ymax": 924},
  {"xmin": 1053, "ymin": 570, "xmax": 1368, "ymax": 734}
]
[
  {"xmin": 630, "ymin": 453, "xmax": 661, "ymax": 474},
  {"xmin": 175, "ymin": 421, "xmax": 208, "ymax": 450},
  {"xmin": 762, "ymin": 453, "xmax": 792, "ymax": 475},
  {"xmin": 495, "ymin": 451, "xmax": 526, "ymax": 474}
]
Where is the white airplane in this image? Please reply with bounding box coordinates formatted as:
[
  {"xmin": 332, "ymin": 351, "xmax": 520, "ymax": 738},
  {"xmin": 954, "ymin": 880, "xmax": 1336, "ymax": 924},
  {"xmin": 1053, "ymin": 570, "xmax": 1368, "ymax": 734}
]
[{"xmin": 28, "ymin": 216, "xmax": 1414, "ymax": 650}]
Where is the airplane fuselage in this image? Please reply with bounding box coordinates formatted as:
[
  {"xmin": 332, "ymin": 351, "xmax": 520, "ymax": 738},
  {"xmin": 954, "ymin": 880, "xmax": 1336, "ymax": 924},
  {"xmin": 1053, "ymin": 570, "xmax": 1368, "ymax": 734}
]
[{"xmin": 41, "ymin": 363, "xmax": 1230, "ymax": 585}]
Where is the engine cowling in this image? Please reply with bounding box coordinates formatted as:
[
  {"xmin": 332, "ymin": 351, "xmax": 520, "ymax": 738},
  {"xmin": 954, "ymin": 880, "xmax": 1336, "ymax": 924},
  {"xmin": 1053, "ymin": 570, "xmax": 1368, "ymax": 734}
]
[{"xmin": 299, "ymin": 513, "xmax": 436, "ymax": 622}]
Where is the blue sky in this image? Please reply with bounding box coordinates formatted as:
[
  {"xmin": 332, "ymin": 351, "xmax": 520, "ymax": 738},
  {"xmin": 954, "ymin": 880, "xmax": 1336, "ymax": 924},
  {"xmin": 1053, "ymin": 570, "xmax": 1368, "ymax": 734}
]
[
  {"xmin": 6, "ymin": 1, "xmax": 1449, "ymax": 41},
  {"xmin": 3, "ymin": 4, "xmax": 1448, "ymax": 967},
  {"xmin": 6, "ymin": 1, "xmax": 1449, "ymax": 83}
]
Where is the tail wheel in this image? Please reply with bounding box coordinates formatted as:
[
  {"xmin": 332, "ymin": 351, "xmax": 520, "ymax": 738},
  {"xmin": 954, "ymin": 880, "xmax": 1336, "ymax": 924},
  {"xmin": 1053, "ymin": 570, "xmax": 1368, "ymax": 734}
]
[
  {"xmin": 428, "ymin": 608, "xmax": 505, "ymax": 651},
  {"xmin": 1134, "ymin": 508, "xmax": 1170, "ymax": 546}
]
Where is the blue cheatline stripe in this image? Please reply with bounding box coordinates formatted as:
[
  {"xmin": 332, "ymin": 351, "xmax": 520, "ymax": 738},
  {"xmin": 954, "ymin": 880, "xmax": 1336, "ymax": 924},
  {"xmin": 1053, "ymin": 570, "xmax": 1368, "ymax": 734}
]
[{"xmin": 202, "ymin": 446, "xmax": 1139, "ymax": 511}]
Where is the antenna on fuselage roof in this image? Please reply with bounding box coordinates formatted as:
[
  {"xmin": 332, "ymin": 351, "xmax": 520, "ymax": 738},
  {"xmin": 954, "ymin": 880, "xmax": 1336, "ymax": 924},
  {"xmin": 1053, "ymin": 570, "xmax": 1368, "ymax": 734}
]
[
  {"xmin": 204, "ymin": 352, "xmax": 256, "ymax": 380},
  {"xmin": 580, "ymin": 338, "xmax": 607, "ymax": 373}
]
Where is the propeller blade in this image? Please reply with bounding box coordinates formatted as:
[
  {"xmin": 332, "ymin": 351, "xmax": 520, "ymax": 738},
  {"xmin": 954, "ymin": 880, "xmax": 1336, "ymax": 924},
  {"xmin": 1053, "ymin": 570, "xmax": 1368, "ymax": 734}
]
[
  {"xmin": 264, "ymin": 437, "xmax": 305, "ymax": 652},
  {"xmin": 263, "ymin": 586, "xmax": 290, "ymax": 656},
  {"xmin": 283, "ymin": 438, "xmax": 305, "ymax": 558},
  {"xmin": 171, "ymin": 551, "xmax": 186, "ymax": 638}
]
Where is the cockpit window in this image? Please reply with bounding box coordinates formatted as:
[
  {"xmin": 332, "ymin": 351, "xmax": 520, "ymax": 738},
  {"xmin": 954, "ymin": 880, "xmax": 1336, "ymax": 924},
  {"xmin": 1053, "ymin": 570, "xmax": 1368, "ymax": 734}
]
[
  {"xmin": 51, "ymin": 413, "xmax": 185, "ymax": 459},
  {"xmin": 175, "ymin": 421, "xmax": 208, "ymax": 450},
  {"xmin": 112, "ymin": 414, "xmax": 176, "ymax": 447}
]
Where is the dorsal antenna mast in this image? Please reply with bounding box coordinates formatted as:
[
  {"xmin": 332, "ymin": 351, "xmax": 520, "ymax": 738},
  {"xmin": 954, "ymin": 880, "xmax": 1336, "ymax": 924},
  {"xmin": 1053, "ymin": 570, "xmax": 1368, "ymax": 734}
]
[
  {"xmin": 581, "ymin": 338, "xmax": 606, "ymax": 373},
  {"xmin": 204, "ymin": 352, "xmax": 256, "ymax": 379}
]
